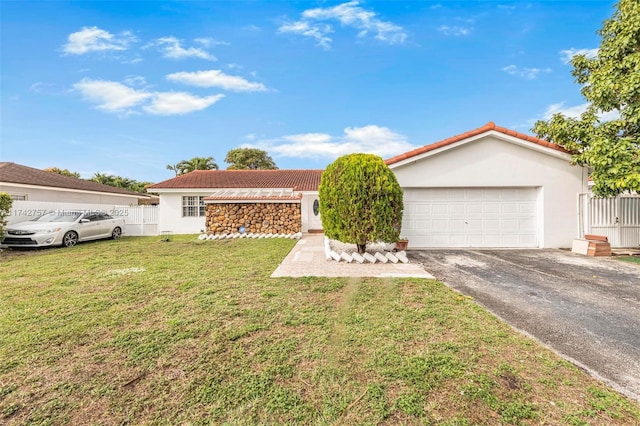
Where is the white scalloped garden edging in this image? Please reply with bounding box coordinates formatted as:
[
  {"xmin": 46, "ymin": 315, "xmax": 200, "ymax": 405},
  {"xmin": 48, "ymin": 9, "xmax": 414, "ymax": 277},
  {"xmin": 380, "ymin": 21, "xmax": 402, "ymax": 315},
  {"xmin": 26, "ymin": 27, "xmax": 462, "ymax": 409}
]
[
  {"xmin": 198, "ymin": 232, "xmax": 302, "ymax": 241},
  {"xmin": 323, "ymin": 236, "xmax": 410, "ymax": 264}
]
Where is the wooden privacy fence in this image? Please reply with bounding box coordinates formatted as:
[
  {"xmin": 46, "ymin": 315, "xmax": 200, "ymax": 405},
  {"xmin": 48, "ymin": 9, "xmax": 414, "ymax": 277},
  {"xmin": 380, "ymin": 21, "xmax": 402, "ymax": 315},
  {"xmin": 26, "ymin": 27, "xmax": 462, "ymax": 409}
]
[
  {"xmin": 578, "ymin": 193, "xmax": 640, "ymax": 248},
  {"xmin": 7, "ymin": 201, "xmax": 158, "ymax": 236}
]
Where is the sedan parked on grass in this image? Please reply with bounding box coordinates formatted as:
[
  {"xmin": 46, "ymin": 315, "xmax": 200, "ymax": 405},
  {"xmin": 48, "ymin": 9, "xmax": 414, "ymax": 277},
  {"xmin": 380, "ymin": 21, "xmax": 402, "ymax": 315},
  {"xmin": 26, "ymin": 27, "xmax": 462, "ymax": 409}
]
[{"xmin": 1, "ymin": 211, "xmax": 125, "ymax": 248}]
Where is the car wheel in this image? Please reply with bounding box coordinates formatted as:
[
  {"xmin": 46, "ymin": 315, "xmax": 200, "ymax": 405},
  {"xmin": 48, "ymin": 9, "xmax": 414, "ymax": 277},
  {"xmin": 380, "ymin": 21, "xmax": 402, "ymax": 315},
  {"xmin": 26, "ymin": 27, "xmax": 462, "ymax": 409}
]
[
  {"xmin": 112, "ymin": 227, "xmax": 122, "ymax": 239},
  {"xmin": 62, "ymin": 231, "xmax": 78, "ymax": 248}
]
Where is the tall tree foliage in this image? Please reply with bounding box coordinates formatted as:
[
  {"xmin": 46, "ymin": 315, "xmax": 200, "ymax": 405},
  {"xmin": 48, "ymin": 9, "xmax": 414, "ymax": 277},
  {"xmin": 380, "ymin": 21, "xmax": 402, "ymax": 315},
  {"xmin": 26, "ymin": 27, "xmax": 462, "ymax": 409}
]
[
  {"xmin": 533, "ymin": 0, "xmax": 639, "ymax": 196},
  {"xmin": 43, "ymin": 167, "xmax": 80, "ymax": 178},
  {"xmin": 43, "ymin": 167, "xmax": 151, "ymax": 193},
  {"xmin": 89, "ymin": 173, "xmax": 152, "ymax": 193},
  {"xmin": 225, "ymin": 148, "xmax": 278, "ymax": 170},
  {"xmin": 173, "ymin": 157, "xmax": 218, "ymax": 175},
  {"xmin": 319, "ymin": 153, "xmax": 403, "ymax": 253},
  {"xmin": 166, "ymin": 164, "xmax": 180, "ymax": 176}
]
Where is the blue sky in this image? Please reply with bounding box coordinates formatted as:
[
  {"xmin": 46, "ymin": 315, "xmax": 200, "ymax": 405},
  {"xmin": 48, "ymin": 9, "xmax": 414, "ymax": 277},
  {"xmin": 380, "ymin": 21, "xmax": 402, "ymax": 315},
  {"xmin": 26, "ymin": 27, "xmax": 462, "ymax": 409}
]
[{"xmin": 1, "ymin": 1, "xmax": 614, "ymax": 183}]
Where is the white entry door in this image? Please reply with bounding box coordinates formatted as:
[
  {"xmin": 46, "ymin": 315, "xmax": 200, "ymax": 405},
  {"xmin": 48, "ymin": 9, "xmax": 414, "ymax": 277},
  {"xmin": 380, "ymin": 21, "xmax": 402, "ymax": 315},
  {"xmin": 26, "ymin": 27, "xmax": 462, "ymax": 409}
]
[
  {"xmin": 307, "ymin": 196, "xmax": 323, "ymax": 231},
  {"xmin": 402, "ymin": 187, "xmax": 538, "ymax": 248}
]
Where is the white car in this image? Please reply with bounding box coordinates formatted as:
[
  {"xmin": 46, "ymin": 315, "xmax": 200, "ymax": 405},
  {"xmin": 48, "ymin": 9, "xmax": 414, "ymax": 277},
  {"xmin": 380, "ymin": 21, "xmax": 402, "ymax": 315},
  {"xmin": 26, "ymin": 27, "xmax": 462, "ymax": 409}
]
[{"xmin": 1, "ymin": 210, "xmax": 125, "ymax": 248}]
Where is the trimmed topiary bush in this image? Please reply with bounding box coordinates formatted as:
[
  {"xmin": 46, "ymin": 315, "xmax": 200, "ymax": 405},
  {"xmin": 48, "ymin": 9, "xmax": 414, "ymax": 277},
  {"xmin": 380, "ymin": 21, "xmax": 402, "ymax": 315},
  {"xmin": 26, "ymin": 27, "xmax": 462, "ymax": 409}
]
[{"xmin": 319, "ymin": 153, "xmax": 404, "ymax": 253}]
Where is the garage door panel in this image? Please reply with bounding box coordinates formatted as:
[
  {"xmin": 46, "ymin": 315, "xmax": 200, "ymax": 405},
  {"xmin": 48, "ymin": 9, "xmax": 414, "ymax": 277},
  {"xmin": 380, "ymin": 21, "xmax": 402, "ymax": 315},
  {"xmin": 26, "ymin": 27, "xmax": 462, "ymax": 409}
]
[
  {"xmin": 467, "ymin": 219, "xmax": 483, "ymax": 230},
  {"xmin": 485, "ymin": 219, "xmax": 500, "ymax": 230},
  {"xmin": 450, "ymin": 219, "xmax": 466, "ymax": 229},
  {"xmin": 519, "ymin": 202, "xmax": 536, "ymax": 213},
  {"xmin": 402, "ymin": 187, "xmax": 538, "ymax": 248}
]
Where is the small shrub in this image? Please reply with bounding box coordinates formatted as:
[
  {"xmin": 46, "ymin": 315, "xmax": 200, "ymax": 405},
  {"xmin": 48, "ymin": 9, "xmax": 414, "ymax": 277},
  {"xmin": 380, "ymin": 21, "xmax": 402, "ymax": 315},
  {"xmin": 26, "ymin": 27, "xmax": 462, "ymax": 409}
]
[{"xmin": 0, "ymin": 192, "xmax": 13, "ymax": 235}]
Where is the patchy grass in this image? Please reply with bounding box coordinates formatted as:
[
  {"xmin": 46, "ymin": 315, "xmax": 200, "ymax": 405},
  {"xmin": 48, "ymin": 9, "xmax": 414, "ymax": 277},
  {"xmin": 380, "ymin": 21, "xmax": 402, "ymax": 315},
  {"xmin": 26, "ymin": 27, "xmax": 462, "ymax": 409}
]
[
  {"xmin": 1, "ymin": 236, "xmax": 639, "ymax": 425},
  {"xmin": 618, "ymin": 256, "xmax": 640, "ymax": 265}
]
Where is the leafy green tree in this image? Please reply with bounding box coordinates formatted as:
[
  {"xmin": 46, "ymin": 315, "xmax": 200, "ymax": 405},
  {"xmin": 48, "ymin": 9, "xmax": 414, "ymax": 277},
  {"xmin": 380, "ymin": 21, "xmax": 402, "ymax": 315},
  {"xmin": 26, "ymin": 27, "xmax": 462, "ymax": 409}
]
[
  {"xmin": 174, "ymin": 157, "xmax": 218, "ymax": 175},
  {"xmin": 43, "ymin": 167, "xmax": 80, "ymax": 178},
  {"xmin": 225, "ymin": 148, "xmax": 278, "ymax": 170},
  {"xmin": 0, "ymin": 192, "xmax": 13, "ymax": 236},
  {"xmin": 533, "ymin": 0, "xmax": 639, "ymax": 196},
  {"xmin": 89, "ymin": 173, "xmax": 152, "ymax": 193},
  {"xmin": 319, "ymin": 153, "xmax": 404, "ymax": 254}
]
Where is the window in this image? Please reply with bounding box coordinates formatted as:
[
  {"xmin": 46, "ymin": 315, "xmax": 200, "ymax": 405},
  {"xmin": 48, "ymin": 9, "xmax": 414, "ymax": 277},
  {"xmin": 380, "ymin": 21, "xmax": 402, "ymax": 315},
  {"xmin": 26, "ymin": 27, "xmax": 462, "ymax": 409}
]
[
  {"xmin": 9, "ymin": 194, "xmax": 27, "ymax": 201},
  {"xmin": 182, "ymin": 196, "xmax": 206, "ymax": 217}
]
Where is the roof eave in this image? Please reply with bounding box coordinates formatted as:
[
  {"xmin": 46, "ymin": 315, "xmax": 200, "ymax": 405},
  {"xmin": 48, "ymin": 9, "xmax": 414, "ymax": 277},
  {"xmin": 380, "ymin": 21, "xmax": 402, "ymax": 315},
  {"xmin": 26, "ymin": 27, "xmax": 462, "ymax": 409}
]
[{"xmin": 387, "ymin": 129, "xmax": 574, "ymax": 169}]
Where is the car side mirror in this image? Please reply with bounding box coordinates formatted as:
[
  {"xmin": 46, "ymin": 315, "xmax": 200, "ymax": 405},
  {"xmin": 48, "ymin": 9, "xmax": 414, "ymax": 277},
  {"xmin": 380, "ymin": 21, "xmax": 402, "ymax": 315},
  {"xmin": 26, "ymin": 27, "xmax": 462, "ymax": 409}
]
[{"xmin": 80, "ymin": 219, "xmax": 90, "ymax": 223}]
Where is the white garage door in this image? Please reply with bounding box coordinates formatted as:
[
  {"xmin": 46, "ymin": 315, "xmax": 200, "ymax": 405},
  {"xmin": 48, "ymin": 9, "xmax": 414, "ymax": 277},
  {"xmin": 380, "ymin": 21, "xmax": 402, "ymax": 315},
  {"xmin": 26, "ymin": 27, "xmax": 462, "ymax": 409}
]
[{"xmin": 402, "ymin": 188, "xmax": 538, "ymax": 248}]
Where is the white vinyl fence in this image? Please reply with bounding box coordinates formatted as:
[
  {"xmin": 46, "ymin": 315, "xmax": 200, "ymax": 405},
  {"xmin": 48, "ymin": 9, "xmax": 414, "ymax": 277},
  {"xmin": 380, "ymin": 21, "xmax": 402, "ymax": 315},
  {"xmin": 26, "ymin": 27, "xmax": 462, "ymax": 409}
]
[
  {"xmin": 578, "ymin": 193, "xmax": 640, "ymax": 248},
  {"xmin": 7, "ymin": 201, "xmax": 158, "ymax": 236}
]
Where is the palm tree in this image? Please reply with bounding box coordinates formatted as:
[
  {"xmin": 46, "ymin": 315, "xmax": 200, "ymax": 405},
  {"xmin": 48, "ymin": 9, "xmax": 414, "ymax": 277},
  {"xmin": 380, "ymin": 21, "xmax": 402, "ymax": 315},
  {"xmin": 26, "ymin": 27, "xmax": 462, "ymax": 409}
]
[
  {"xmin": 90, "ymin": 172, "xmax": 115, "ymax": 186},
  {"xmin": 166, "ymin": 164, "xmax": 180, "ymax": 176},
  {"xmin": 175, "ymin": 157, "xmax": 218, "ymax": 175}
]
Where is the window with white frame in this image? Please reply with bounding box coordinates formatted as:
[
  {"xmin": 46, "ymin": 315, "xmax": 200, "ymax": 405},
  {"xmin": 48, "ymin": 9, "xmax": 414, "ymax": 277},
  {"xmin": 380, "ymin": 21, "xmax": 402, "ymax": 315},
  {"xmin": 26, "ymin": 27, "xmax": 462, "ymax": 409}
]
[{"xmin": 182, "ymin": 196, "xmax": 206, "ymax": 217}]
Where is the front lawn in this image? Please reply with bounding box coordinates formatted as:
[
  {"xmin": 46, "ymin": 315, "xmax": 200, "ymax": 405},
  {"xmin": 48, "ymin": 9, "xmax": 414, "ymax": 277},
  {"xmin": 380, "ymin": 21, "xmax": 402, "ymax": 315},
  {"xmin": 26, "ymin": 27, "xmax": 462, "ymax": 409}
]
[
  {"xmin": 618, "ymin": 256, "xmax": 640, "ymax": 265},
  {"xmin": 1, "ymin": 236, "xmax": 639, "ymax": 424}
]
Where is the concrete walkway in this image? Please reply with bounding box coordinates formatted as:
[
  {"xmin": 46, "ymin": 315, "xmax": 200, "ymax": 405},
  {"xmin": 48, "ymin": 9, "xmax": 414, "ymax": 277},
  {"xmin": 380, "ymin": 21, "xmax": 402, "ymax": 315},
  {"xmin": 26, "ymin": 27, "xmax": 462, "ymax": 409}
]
[{"xmin": 271, "ymin": 234, "xmax": 434, "ymax": 278}]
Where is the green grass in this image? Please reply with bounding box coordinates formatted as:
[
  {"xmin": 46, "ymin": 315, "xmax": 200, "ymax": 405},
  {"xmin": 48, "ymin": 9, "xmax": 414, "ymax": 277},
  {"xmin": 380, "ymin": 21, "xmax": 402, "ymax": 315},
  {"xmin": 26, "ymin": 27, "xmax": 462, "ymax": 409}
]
[
  {"xmin": 1, "ymin": 236, "xmax": 639, "ymax": 425},
  {"xmin": 618, "ymin": 256, "xmax": 640, "ymax": 264}
]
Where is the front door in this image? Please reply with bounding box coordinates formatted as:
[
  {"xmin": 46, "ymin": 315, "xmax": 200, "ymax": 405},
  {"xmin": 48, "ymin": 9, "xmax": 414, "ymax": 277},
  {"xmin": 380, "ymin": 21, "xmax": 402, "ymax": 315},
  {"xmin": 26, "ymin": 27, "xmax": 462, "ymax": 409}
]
[{"xmin": 308, "ymin": 197, "xmax": 323, "ymax": 231}]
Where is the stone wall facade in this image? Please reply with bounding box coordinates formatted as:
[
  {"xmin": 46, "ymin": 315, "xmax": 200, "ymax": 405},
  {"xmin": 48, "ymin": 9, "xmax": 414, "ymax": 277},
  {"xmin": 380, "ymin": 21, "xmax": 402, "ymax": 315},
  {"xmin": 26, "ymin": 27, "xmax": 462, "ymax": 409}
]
[{"xmin": 206, "ymin": 202, "xmax": 302, "ymax": 235}]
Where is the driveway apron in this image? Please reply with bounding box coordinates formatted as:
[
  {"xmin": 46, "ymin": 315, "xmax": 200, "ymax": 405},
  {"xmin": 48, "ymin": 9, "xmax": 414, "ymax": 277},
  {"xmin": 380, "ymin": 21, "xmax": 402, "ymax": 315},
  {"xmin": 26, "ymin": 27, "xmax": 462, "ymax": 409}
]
[{"xmin": 410, "ymin": 249, "xmax": 640, "ymax": 402}]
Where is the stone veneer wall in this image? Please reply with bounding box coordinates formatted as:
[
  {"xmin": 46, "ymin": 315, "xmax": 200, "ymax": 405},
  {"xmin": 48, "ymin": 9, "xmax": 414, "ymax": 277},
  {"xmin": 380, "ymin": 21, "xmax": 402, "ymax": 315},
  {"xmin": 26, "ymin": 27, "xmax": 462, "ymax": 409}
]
[{"xmin": 206, "ymin": 203, "xmax": 302, "ymax": 235}]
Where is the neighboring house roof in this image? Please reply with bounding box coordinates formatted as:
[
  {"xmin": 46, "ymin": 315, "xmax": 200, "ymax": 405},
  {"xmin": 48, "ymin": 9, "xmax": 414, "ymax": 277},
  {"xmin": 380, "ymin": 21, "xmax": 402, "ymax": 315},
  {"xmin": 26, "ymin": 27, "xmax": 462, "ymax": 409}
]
[
  {"xmin": 148, "ymin": 169, "xmax": 324, "ymax": 191},
  {"xmin": 0, "ymin": 162, "xmax": 148, "ymax": 198},
  {"xmin": 385, "ymin": 121, "xmax": 570, "ymax": 166}
]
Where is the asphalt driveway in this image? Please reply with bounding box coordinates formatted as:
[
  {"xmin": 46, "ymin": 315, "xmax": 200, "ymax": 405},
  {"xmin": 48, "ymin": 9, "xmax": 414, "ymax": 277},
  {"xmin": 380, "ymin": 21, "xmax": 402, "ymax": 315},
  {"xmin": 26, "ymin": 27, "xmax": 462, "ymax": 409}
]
[{"xmin": 410, "ymin": 249, "xmax": 640, "ymax": 402}]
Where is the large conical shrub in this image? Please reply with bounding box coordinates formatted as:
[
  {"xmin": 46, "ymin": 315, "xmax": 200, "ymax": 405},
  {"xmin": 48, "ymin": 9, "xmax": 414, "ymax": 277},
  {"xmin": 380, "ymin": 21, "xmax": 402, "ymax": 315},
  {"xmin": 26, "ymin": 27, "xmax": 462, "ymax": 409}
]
[{"xmin": 319, "ymin": 153, "xmax": 404, "ymax": 253}]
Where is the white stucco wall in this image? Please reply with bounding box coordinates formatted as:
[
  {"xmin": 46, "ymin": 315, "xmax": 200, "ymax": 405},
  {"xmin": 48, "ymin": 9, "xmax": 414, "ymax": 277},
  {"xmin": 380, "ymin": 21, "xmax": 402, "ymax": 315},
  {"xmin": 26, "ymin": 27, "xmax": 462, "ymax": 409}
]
[
  {"xmin": 390, "ymin": 133, "xmax": 588, "ymax": 248},
  {"xmin": 156, "ymin": 192, "xmax": 211, "ymax": 235},
  {"xmin": 157, "ymin": 189, "xmax": 322, "ymax": 235},
  {"xmin": 0, "ymin": 183, "xmax": 142, "ymax": 205}
]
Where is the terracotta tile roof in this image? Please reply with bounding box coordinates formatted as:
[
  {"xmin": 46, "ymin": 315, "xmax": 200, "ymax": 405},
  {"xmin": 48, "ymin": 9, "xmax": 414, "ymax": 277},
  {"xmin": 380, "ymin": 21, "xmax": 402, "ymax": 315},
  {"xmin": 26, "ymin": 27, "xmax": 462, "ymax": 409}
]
[
  {"xmin": 0, "ymin": 162, "xmax": 147, "ymax": 197},
  {"xmin": 385, "ymin": 122, "xmax": 571, "ymax": 166},
  {"xmin": 148, "ymin": 169, "xmax": 323, "ymax": 191}
]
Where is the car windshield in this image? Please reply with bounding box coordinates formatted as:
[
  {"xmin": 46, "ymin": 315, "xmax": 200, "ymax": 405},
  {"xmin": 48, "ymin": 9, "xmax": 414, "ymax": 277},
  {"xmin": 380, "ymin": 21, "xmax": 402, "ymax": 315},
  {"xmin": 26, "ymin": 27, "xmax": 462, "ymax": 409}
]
[{"xmin": 30, "ymin": 211, "xmax": 82, "ymax": 223}]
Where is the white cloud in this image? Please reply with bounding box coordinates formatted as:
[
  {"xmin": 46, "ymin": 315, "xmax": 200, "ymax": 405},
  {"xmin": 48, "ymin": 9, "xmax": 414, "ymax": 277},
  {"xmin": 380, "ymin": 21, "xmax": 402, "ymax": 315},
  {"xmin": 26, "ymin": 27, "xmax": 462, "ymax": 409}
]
[
  {"xmin": 541, "ymin": 102, "xmax": 619, "ymax": 122},
  {"xmin": 144, "ymin": 92, "xmax": 224, "ymax": 115},
  {"xmin": 73, "ymin": 78, "xmax": 151, "ymax": 113},
  {"xmin": 438, "ymin": 25, "xmax": 471, "ymax": 36},
  {"xmin": 63, "ymin": 26, "xmax": 136, "ymax": 55},
  {"xmin": 278, "ymin": 1, "xmax": 406, "ymax": 49},
  {"xmin": 73, "ymin": 78, "xmax": 223, "ymax": 116},
  {"xmin": 501, "ymin": 64, "xmax": 551, "ymax": 80},
  {"xmin": 194, "ymin": 37, "xmax": 229, "ymax": 47},
  {"xmin": 559, "ymin": 47, "xmax": 598, "ymax": 64},
  {"xmin": 153, "ymin": 36, "xmax": 216, "ymax": 60},
  {"xmin": 242, "ymin": 24, "xmax": 262, "ymax": 32},
  {"xmin": 29, "ymin": 82, "xmax": 56, "ymax": 94},
  {"xmin": 249, "ymin": 125, "xmax": 416, "ymax": 160},
  {"xmin": 279, "ymin": 21, "xmax": 333, "ymax": 49},
  {"xmin": 166, "ymin": 70, "xmax": 267, "ymax": 92},
  {"xmin": 123, "ymin": 76, "xmax": 147, "ymax": 87}
]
